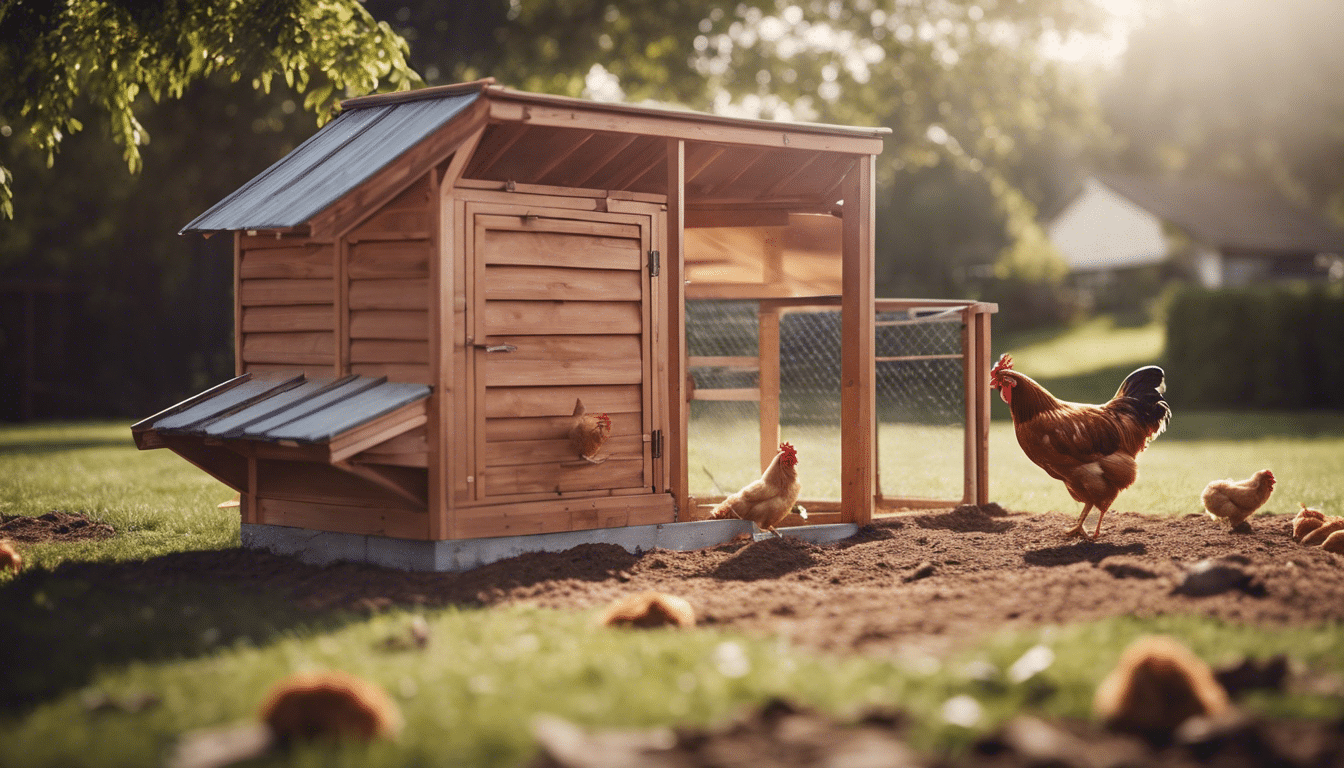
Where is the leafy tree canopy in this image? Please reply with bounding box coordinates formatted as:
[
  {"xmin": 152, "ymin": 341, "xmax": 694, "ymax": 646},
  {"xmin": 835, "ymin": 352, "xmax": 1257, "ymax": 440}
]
[{"xmin": 0, "ymin": 0, "xmax": 421, "ymax": 218}]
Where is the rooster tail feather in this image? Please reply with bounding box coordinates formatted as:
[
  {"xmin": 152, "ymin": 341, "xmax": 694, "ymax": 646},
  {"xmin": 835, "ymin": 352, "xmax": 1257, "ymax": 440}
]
[{"xmin": 1115, "ymin": 365, "xmax": 1172, "ymax": 435}]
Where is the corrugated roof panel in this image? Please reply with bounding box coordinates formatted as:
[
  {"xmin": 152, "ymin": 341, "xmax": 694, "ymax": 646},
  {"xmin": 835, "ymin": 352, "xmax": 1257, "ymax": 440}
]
[
  {"xmin": 151, "ymin": 373, "xmax": 305, "ymax": 432},
  {"xmin": 137, "ymin": 373, "xmax": 430, "ymax": 445},
  {"xmin": 260, "ymin": 381, "xmax": 431, "ymax": 442},
  {"xmin": 182, "ymin": 92, "xmax": 479, "ymax": 232}
]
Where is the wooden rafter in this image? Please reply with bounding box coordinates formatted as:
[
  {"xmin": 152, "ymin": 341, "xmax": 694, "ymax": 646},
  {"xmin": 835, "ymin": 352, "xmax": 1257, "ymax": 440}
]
[
  {"xmin": 531, "ymin": 131, "xmax": 597, "ymax": 186},
  {"xmin": 570, "ymin": 134, "xmax": 640, "ymax": 188},
  {"xmin": 702, "ymin": 148, "xmax": 770, "ymax": 199}
]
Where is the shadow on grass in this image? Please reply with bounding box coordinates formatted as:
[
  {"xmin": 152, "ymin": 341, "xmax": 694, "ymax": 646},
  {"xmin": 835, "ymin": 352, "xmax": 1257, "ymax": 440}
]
[{"xmin": 0, "ymin": 542, "xmax": 641, "ymax": 713}]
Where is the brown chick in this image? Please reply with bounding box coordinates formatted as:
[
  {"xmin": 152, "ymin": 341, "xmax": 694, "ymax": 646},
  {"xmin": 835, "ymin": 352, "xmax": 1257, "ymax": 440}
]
[
  {"xmin": 1302, "ymin": 515, "xmax": 1344, "ymax": 547},
  {"xmin": 710, "ymin": 442, "xmax": 804, "ymax": 537},
  {"xmin": 1323, "ymin": 530, "xmax": 1344, "ymax": 554},
  {"xmin": 0, "ymin": 540, "xmax": 21, "ymax": 574},
  {"xmin": 598, "ymin": 591, "xmax": 695, "ymax": 628},
  {"xmin": 1201, "ymin": 469, "xmax": 1275, "ymax": 530},
  {"xmin": 260, "ymin": 671, "xmax": 402, "ymax": 743},
  {"xmin": 568, "ymin": 398, "xmax": 612, "ymax": 463},
  {"xmin": 166, "ymin": 671, "xmax": 400, "ymax": 768},
  {"xmin": 1093, "ymin": 635, "xmax": 1231, "ymax": 738},
  {"xmin": 1293, "ymin": 503, "xmax": 1327, "ymax": 541}
]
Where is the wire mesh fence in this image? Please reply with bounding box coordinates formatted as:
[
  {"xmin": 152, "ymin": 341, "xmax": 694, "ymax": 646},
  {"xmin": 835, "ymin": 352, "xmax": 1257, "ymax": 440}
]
[{"xmin": 686, "ymin": 299, "xmax": 972, "ymax": 504}]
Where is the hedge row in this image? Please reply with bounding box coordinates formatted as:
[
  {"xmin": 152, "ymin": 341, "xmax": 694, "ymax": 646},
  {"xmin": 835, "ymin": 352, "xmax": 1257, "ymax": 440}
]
[{"xmin": 1164, "ymin": 285, "xmax": 1344, "ymax": 409}]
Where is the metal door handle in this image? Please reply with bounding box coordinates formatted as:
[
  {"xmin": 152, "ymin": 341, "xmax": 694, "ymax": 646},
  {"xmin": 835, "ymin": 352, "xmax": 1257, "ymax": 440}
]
[{"xmin": 474, "ymin": 343, "xmax": 517, "ymax": 353}]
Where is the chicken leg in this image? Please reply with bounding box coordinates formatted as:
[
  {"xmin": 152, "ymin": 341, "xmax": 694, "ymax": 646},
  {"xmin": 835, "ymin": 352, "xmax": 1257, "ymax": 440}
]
[{"xmin": 1063, "ymin": 503, "xmax": 1108, "ymax": 539}]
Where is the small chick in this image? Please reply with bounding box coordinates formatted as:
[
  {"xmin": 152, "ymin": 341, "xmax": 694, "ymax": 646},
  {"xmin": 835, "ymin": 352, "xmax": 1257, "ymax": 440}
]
[
  {"xmin": 568, "ymin": 398, "xmax": 612, "ymax": 463},
  {"xmin": 1301, "ymin": 515, "xmax": 1344, "ymax": 547},
  {"xmin": 167, "ymin": 671, "xmax": 400, "ymax": 768},
  {"xmin": 260, "ymin": 671, "xmax": 401, "ymax": 742},
  {"xmin": 1093, "ymin": 635, "xmax": 1231, "ymax": 738},
  {"xmin": 1201, "ymin": 469, "xmax": 1275, "ymax": 531},
  {"xmin": 1323, "ymin": 530, "xmax": 1344, "ymax": 554},
  {"xmin": 0, "ymin": 540, "xmax": 21, "ymax": 574},
  {"xmin": 1293, "ymin": 503, "xmax": 1327, "ymax": 541},
  {"xmin": 598, "ymin": 591, "xmax": 695, "ymax": 629}
]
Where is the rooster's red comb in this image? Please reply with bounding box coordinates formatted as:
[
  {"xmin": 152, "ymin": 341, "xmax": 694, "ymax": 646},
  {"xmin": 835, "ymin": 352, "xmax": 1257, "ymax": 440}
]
[{"xmin": 991, "ymin": 353, "xmax": 1014, "ymax": 375}]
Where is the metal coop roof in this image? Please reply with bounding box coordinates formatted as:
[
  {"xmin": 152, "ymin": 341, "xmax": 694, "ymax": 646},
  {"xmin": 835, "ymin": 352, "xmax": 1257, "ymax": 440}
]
[
  {"xmin": 132, "ymin": 372, "xmax": 430, "ymax": 444},
  {"xmin": 181, "ymin": 91, "xmax": 480, "ymax": 233}
]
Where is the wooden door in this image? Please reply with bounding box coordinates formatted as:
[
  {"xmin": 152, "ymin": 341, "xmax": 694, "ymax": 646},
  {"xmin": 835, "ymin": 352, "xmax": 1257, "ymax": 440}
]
[{"xmin": 466, "ymin": 204, "xmax": 659, "ymax": 503}]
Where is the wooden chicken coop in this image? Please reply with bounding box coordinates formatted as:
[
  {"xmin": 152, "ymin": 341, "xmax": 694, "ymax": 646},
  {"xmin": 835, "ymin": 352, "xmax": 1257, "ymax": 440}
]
[{"xmin": 133, "ymin": 79, "xmax": 994, "ymax": 558}]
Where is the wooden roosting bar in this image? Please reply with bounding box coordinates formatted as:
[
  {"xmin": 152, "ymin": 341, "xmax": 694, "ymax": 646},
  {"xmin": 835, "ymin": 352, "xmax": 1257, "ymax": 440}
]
[{"xmin": 133, "ymin": 78, "xmax": 995, "ymax": 550}]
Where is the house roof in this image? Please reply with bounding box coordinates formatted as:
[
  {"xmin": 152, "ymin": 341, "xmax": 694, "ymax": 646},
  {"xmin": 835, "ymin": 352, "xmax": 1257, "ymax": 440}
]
[
  {"xmin": 182, "ymin": 79, "xmax": 889, "ymax": 233},
  {"xmin": 1098, "ymin": 173, "xmax": 1344, "ymax": 255},
  {"xmin": 131, "ymin": 372, "xmax": 430, "ymax": 444}
]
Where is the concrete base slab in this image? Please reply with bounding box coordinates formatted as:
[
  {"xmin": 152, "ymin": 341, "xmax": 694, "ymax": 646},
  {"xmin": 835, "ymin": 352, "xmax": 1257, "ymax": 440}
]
[{"xmin": 240, "ymin": 519, "xmax": 860, "ymax": 572}]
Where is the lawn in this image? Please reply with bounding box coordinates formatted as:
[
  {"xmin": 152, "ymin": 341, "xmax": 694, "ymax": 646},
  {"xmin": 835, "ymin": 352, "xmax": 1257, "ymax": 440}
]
[{"xmin": 3, "ymin": 317, "xmax": 1343, "ymax": 766}]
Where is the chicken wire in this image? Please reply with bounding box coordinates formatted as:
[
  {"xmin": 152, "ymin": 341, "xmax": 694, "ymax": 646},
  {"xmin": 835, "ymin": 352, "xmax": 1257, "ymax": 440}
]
[{"xmin": 686, "ymin": 300, "xmax": 969, "ymax": 503}]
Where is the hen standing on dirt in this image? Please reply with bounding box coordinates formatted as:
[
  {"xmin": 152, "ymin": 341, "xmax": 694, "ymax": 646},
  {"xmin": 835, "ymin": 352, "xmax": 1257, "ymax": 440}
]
[
  {"xmin": 1201, "ymin": 470, "xmax": 1275, "ymax": 531},
  {"xmin": 989, "ymin": 354, "xmax": 1171, "ymax": 539},
  {"xmin": 710, "ymin": 442, "xmax": 805, "ymax": 537}
]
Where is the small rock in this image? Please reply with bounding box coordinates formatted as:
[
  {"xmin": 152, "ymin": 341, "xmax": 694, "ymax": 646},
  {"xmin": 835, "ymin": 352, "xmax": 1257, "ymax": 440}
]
[
  {"xmin": 902, "ymin": 561, "xmax": 936, "ymax": 583},
  {"xmin": 1173, "ymin": 558, "xmax": 1263, "ymax": 597}
]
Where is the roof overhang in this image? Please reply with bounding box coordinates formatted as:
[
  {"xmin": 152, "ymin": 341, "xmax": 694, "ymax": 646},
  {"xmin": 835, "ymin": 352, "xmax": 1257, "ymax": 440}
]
[{"xmin": 182, "ymin": 79, "xmax": 889, "ymax": 233}]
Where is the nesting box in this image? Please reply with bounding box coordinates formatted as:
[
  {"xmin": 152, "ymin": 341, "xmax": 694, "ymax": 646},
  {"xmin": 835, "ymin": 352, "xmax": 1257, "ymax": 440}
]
[{"xmin": 133, "ymin": 79, "xmax": 993, "ymax": 559}]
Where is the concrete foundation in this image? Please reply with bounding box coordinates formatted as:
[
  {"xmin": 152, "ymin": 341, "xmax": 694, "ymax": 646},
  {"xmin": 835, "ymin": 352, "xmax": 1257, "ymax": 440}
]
[{"xmin": 240, "ymin": 519, "xmax": 861, "ymax": 572}]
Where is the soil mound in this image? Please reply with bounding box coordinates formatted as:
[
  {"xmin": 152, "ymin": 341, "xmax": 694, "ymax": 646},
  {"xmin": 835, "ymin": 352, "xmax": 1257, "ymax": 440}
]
[{"xmin": 0, "ymin": 511, "xmax": 115, "ymax": 543}]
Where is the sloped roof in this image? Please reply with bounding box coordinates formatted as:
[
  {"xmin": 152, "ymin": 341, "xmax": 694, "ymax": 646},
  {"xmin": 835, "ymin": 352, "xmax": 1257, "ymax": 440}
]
[
  {"xmin": 132, "ymin": 372, "xmax": 430, "ymax": 444},
  {"xmin": 182, "ymin": 80, "xmax": 888, "ymax": 233},
  {"xmin": 1098, "ymin": 173, "xmax": 1344, "ymax": 255},
  {"xmin": 181, "ymin": 90, "xmax": 480, "ymax": 232}
]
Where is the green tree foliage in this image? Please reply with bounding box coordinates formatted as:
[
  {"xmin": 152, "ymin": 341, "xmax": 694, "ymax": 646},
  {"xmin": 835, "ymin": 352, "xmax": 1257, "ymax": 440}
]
[
  {"xmin": 1105, "ymin": 0, "xmax": 1344, "ymax": 222},
  {"xmin": 0, "ymin": 0, "xmax": 421, "ymax": 218},
  {"xmin": 378, "ymin": 0, "xmax": 1112, "ymax": 294}
]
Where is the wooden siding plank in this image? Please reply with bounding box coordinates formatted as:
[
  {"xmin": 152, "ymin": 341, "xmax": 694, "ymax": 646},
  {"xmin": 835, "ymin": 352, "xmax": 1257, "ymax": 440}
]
[
  {"xmin": 348, "ymin": 278, "xmax": 430, "ymax": 310},
  {"xmin": 479, "ymin": 228, "xmax": 641, "ymax": 270},
  {"xmin": 348, "ymin": 240, "xmax": 431, "ymax": 279},
  {"xmin": 255, "ymin": 459, "xmax": 426, "ymax": 511},
  {"xmin": 485, "ymin": 357, "xmax": 643, "ymax": 387},
  {"xmin": 242, "ymin": 305, "xmax": 335, "ymax": 333},
  {"xmin": 349, "ymin": 310, "xmax": 428, "ymax": 340},
  {"xmin": 240, "ymin": 278, "xmax": 333, "ymax": 306},
  {"xmin": 349, "ymin": 363, "xmax": 432, "ymax": 384},
  {"xmin": 483, "ymin": 456, "xmax": 644, "ymax": 496},
  {"xmin": 484, "ymin": 433, "xmax": 644, "ymax": 466},
  {"xmin": 349, "ymin": 339, "xmax": 430, "ymax": 365},
  {"xmin": 484, "ymin": 265, "xmax": 642, "ymax": 302},
  {"xmin": 452, "ymin": 493, "xmax": 673, "ymax": 539},
  {"xmin": 241, "ymin": 332, "xmax": 334, "ymax": 365},
  {"xmin": 484, "ymin": 411, "xmax": 642, "ymax": 442},
  {"xmin": 484, "ymin": 384, "xmax": 642, "ymax": 419},
  {"xmin": 257, "ymin": 497, "xmax": 429, "ymax": 539},
  {"xmin": 239, "ymin": 246, "xmax": 335, "ymax": 279},
  {"xmin": 483, "ymin": 300, "xmax": 641, "ymax": 336}
]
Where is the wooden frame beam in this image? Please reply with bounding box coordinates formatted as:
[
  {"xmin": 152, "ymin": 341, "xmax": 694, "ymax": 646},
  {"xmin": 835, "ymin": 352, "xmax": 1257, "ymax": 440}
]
[{"xmin": 839, "ymin": 155, "xmax": 876, "ymax": 526}]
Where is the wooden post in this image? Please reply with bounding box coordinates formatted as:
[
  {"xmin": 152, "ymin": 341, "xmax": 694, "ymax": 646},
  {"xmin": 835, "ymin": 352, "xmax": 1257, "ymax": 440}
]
[
  {"xmin": 839, "ymin": 156, "xmax": 876, "ymax": 526},
  {"xmin": 758, "ymin": 304, "xmax": 781, "ymax": 472},
  {"xmin": 961, "ymin": 307, "xmax": 976, "ymax": 505},
  {"xmin": 666, "ymin": 139, "xmax": 689, "ymax": 520},
  {"xmin": 974, "ymin": 304, "xmax": 993, "ymax": 505}
]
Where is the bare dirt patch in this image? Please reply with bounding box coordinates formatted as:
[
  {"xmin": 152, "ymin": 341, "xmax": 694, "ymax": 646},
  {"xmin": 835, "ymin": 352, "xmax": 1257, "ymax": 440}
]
[{"xmin": 0, "ymin": 510, "xmax": 115, "ymax": 543}]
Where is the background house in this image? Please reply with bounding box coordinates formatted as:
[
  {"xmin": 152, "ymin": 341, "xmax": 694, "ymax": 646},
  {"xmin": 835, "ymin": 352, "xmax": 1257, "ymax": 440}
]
[{"xmin": 1048, "ymin": 173, "xmax": 1344, "ymax": 290}]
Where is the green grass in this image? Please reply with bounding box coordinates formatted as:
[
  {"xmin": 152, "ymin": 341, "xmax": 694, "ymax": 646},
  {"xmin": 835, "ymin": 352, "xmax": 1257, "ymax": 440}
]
[{"xmin": 3, "ymin": 314, "xmax": 1344, "ymax": 766}]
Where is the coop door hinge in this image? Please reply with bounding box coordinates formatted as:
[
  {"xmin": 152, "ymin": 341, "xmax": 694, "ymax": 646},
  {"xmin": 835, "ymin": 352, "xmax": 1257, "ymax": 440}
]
[
  {"xmin": 648, "ymin": 249, "xmax": 660, "ymax": 277},
  {"xmin": 649, "ymin": 429, "xmax": 663, "ymax": 459}
]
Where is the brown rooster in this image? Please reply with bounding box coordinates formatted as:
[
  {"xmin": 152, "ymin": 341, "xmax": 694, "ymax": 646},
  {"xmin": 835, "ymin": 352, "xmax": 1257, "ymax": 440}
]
[
  {"xmin": 710, "ymin": 442, "xmax": 805, "ymax": 537},
  {"xmin": 568, "ymin": 398, "xmax": 612, "ymax": 463},
  {"xmin": 989, "ymin": 354, "xmax": 1171, "ymax": 539}
]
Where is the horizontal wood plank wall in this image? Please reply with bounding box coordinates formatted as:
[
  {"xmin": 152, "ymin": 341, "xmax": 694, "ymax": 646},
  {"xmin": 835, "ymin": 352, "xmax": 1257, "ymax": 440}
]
[
  {"xmin": 345, "ymin": 177, "xmax": 434, "ymax": 384},
  {"xmin": 237, "ymin": 233, "xmax": 335, "ymax": 376},
  {"xmin": 471, "ymin": 211, "xmax": 652, "ymax": 503}
]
